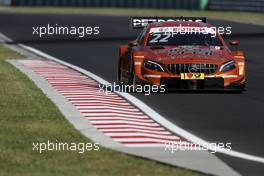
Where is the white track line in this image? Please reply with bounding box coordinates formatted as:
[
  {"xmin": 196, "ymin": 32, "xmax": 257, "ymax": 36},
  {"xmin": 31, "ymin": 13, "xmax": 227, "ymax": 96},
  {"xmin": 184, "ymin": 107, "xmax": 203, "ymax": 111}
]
[
  {"xmin": 19, "ymin": 43, "xmax": 264, "ymax": 164},
  {"xmin": 86, "ymin": 117, "xmax": 153, "ymax": 122},
  {"xmin": 104, "ymin": 132, "xmax": 179, "ymax": 139},
  {"xmin": 76, "ymin": 106, "xmax": 139, "ymax": 111},
  {"xmin": 101, "ymin": 130, "xmax": 171, "ymax": 135},
  {"xmin": 79, "ymin": 109, "xmax": 144, "ymax": 115},
  {"xmin": 94, "ymin": 125, "xmax": 166, "ymax": 131},
  {"xmin": 89, "ymin": 120, "xmax": 160, "ymax": 126},
  {"xmin": 124, "ymin": 144, "xmax": 166, "ymax": 147},
  {"xmin": 69, "ymin": 100, "xmax": 130, "ymax": 106},
  {"xmin": 112, "ymin": 138, "xmax": 181, "ymax": 143},
  {"xmin": 65, "ymin": 95, "xmax": 123, "ymax": 100},
  {"xmin": 83, "ymin": 113, "xmax": 150, "ymax": 119}
]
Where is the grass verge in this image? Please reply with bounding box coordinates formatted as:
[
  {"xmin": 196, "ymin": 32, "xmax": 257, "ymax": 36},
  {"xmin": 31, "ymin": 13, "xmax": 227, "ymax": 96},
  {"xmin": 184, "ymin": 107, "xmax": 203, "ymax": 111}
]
[
  {"xmin": 0, "ymin": 7, "xmax": 264, "ymax": 25},
  {"xmin": 0, "ymin": 45, "xmax": 203, "ymax": 176}
]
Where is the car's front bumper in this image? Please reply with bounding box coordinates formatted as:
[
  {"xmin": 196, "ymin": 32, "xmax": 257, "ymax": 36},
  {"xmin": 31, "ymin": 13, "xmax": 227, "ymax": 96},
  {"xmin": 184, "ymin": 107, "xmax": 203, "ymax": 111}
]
[
  {"xmin": 161, "ymin": 77, "xmax": 224, "ymax": 89},
  {"xmin": 133, "ymin": 62, "xmax": 246, "ymax": 91},
  {"xmin": 135, "ymin": 77, "xmax": 245, "ymax": 92},
  {"xmin": 135, "ymin": 70, "xmax": 245, "ymax": 91},
  {"xmin": 160, "ymin": 77, "xmax": 245, "ymax": 91}
]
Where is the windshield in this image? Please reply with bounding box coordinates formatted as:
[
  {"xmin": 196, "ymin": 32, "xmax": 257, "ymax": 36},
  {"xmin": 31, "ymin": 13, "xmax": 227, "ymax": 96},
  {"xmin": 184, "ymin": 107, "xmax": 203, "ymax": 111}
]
[{"xmin": 146, "ymin": 27, "xmax": 223, "ymax": 46}]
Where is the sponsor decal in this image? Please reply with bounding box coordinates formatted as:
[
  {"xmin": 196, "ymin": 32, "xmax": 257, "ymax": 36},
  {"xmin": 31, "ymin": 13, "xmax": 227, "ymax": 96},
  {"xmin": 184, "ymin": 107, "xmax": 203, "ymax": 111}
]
[
  {"xmin": 144, "ymin": 74, "xmax": 161, "ymax": 78},
  {"xmin": 206, "ymin": 75, "xmax": 238, "ymax": 78},
  {"xmin": 222, "ymin": 75, "xmax": 238, "ymax": 78},
  {"xmin": 234, "ymin": 56, "xmax": 245, "ymax": 59},
  {"xmin": 134, "ymin": 55, "xmax": 145, "ymax": 58},
  {"xmin": 180, "ymin": 73, "xmax": 205, "ymax": 80},
  {"xmin": 134, "ymin": 62, "xmax": 141, "ymax": 65}
]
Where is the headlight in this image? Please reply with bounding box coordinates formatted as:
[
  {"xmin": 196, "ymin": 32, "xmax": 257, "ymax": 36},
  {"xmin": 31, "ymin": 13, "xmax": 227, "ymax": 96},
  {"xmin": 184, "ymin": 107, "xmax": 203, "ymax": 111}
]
[
  {"xmin": 144, "ymin": 60, "xmax": 164, "ymax": 72},
  {"xmin": 219, "ymin": 60, "xmax": 236, "ymax": 72}
]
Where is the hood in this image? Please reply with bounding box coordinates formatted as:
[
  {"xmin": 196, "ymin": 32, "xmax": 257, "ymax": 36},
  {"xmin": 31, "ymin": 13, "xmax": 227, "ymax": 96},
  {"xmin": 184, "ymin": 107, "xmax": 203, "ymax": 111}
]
[{"xmin": 146, "ymin": 45, "xmax": 230, "ymax": 63}]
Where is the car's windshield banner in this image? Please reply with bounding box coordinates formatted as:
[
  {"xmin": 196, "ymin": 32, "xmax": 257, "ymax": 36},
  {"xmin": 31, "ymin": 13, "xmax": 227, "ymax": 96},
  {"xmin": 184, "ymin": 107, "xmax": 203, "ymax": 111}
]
[{"xmin": 131, "ymin": 17, "xmax": 207, "ymax": 29}]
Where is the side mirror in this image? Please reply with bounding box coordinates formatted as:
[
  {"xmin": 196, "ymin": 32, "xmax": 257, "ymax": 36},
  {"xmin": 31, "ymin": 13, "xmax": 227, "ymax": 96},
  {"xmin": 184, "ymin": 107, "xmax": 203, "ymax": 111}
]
[
  {"xmin": 129, "ymin": 41, "xmax": 137, "ymax": 47},
  {"xmin": 229, "ymin": 39, "xmax": 239, "ymax": 46}
]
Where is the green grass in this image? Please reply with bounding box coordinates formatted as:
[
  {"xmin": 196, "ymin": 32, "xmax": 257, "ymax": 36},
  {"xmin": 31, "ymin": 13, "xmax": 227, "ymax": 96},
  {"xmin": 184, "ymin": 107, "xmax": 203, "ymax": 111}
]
[
  {"xmin": 0, "ymin": 7, "xmax": 264, "ymax": 25},
  {"xmin": 0, "ymin": 45, "xmax": 203, "ymax": 176}
]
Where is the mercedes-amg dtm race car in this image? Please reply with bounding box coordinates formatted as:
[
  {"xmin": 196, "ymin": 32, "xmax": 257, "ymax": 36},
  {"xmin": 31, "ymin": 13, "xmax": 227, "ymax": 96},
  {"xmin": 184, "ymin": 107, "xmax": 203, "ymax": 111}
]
[{"xmin": 118, "ymin": 17, "xmax": 246, "ymax": 91}]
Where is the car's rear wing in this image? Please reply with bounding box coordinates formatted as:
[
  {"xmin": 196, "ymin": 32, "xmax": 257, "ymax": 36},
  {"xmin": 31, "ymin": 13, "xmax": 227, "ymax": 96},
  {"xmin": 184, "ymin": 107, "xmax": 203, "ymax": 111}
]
[{"xmin": 131, "ymin": 17, "xmax": 207, "ymax": 29}]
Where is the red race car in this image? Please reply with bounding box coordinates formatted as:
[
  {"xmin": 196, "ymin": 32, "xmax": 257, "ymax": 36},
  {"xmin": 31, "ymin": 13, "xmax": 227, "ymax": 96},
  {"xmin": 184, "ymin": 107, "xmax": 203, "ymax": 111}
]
[{"xmin": 118, "ymin": 17, "xmax": 246, "ymax": 91}]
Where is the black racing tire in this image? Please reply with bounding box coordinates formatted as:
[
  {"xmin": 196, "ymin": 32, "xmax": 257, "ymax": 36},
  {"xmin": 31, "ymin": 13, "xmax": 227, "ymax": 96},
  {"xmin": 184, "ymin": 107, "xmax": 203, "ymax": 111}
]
[{"xmin": 120, "ymin": 54, "xmax": 135, "ymax": 84}]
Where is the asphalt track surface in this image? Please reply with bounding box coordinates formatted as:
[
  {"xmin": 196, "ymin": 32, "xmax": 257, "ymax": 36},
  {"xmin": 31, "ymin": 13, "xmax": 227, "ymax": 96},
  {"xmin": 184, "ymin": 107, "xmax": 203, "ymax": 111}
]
[{"xmin": 0, "ymin": 13, "xmax": 264, "ymax": 176}]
